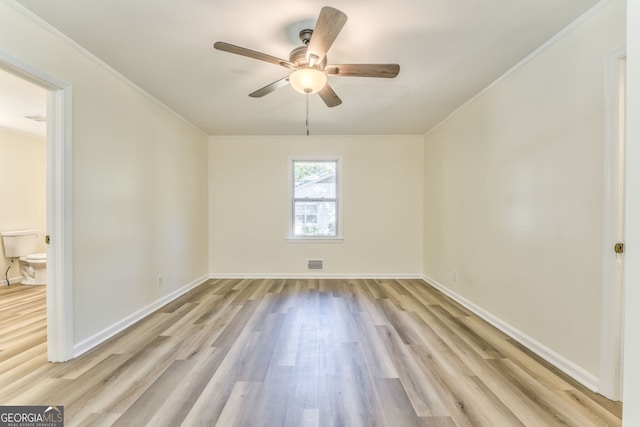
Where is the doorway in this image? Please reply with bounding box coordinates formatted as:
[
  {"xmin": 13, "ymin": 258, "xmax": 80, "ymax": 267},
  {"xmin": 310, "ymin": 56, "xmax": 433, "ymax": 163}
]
[
  {"xmin": 0, "ymin": 68, "xmax": 47, "ymax": 364},
  {"xmin": 0, "ymin": 69, "xmax": 46, "ymax": 285},
  {"xmin": 0, "ymin": 49, "xmax": 73, "ymax": 362}
]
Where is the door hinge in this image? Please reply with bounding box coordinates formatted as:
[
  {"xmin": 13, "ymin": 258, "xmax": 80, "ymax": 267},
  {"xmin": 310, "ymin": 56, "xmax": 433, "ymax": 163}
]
[
  {"xmin": 45, "ymin": 235, "xmax": 51, "ymax": 244},
  {"xmin": 614, "ymin": 242, "xmax": 624, "ymax": 254}
]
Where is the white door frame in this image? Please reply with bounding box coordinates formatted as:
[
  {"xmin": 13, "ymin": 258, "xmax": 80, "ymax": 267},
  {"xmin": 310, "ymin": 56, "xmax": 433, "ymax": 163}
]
[
  {"xmin": 0, "ymin": 50, "xmax": 74, "ymax": 362},
  {"xmin": 599, "ymin": 47, "xmax": 626, "ymax": 401}
]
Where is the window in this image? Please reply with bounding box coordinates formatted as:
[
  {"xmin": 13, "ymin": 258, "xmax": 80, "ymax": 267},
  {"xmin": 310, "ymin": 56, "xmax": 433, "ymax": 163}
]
[
  {"xmin": 295, "ymin": 203, "xmax": 318, "ymax": 225},
  {"xmin": 289, "ymin": 157, "xmax": 342, "ymax": 239}
]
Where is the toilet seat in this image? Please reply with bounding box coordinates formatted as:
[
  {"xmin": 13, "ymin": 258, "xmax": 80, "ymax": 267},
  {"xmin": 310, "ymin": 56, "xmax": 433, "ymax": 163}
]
[
  {"xmin": 20, "ymin": 253, "xmax": 46, "ymax": 264},
  {"xmin": 26, "ymin": 253, "xmax": 46, "ymax": 261}
]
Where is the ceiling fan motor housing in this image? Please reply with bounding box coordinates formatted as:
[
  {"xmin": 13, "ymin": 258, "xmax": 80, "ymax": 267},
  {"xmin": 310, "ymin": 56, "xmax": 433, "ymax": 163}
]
[{"xmin": 289, "ymin": 43, "xmax": 327, "ymax": 70}]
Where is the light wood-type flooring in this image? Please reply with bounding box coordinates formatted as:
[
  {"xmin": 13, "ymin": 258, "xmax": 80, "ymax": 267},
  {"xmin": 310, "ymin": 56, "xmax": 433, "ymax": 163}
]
[{"xmin": 0, "ymin": 279, "xmax": 622, "ymax": 426}]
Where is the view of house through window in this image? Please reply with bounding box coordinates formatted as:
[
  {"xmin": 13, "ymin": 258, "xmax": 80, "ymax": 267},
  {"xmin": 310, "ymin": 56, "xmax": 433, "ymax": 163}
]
[{"xmin": 293, "ymin": 160, "xmax": 337, "ymax": 237}]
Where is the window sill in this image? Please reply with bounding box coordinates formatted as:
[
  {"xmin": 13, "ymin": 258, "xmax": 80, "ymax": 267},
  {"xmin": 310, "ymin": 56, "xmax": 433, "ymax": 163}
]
[{"xmin": 286, "ymin": 236, "xmax": 344, "ymax": 244}]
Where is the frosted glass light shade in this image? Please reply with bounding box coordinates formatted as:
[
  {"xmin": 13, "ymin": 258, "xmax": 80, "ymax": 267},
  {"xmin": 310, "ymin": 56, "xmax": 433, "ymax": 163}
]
[{"xmin": 289, "ymin": 68, "xmax": 327, "ymax": 94}]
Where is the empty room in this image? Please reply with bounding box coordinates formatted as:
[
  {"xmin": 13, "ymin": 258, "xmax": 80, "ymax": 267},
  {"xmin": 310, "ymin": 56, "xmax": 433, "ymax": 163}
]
[{"xmin": 1, "ymin": 0, "xmax": 639, "ymax": 426}]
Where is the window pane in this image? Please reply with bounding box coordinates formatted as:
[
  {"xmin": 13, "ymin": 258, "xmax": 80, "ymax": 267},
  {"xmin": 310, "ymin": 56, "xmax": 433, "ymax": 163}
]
[
  {"xmin": 294, "ymin": 161, "xmax": 336, "ymax": 199},
  {"xmin": 294, "ymin": 201, "xmax": 336, "ymax": 236}
]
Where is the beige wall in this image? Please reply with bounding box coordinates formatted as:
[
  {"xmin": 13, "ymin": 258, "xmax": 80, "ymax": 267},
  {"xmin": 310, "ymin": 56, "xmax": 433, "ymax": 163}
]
[
  {"xmin": 210, "ymin": 135, "xmax": 423, "ymax": 276},
  {"xmin": 0, "ymin": 2, "xmax": 209, "ymax": 344},
  {"xmin": 423, "ymin": 0, "xmax": 625, "ymax": 377},
  {"xmin": 0, "ymin": 128, "xmax": 46, "ymax": 282}
]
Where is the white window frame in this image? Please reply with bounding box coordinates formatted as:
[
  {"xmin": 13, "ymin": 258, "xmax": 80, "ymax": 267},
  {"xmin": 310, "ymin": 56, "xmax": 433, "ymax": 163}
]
[{"xmin": 287, "ymin": 155, "xmax": 343, "ymax": 242}]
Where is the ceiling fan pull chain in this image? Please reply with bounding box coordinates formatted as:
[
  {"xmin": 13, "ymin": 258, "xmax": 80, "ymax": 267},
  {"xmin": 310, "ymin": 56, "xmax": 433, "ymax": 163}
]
[{"xmin": 306, "ymin": 94, "xmax": 310, "ymax": 136}]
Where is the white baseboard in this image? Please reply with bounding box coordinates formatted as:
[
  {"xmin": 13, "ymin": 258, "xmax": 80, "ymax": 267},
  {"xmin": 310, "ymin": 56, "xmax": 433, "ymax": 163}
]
[
  {"xmin": 73, "ymin": 274, "xmax": 210, "ymax": 358},
  {"xmin": 1, "ymin": 276, "xmax": 23, "ymax": 286},
  {"xmin": 422, "ymin": 274, "xmax": 599, "ymax": 392},
  {"xmin": 209, "ymin": 273, "xmax": 424, "ymax": 280}
]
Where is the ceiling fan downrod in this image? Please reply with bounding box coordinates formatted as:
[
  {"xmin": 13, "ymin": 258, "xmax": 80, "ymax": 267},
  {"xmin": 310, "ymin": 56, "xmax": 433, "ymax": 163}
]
[{"xmin": 299, "ymin": 29, "xmax": 313, "ymax": 45}]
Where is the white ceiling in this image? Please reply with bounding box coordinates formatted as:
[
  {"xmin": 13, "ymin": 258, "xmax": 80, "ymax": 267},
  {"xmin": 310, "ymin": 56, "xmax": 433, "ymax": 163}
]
[
  {"xmin": 8, "ymin": 0, "xmax": 602, "ymax": 136},
  {"xmin": 0, "ymin": 68, "xmax": 46, "ymax": 138}
]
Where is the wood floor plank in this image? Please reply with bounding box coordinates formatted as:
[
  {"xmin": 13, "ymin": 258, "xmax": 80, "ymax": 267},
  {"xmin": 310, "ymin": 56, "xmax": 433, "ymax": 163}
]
[
  {"xmin": 373, "ymin": 377, "xmax": 426, "ymax": 426},
  {"xmin": 0, "ymin": 341, "xmax": 47, "ymax": 381},
  {"xmin": 214, "ymin": 380, "xmax": 263, "ymax": 427},
  {"xmin": 142, "ymin": 345, "xmax": 228, "ymax": 427},
  {"xmin": 472, "ymin": 357, "xmax": 572, "ymax": 425},
  {"xmin": 111, "ymin": 359, "xmax": 193, "ymax": 426},
  {"xmin": 58, "ymin": 335, "xmax": 183, "ymax": 421},
  {"xmin": 0, "ymin": 280, "xmax": 622, "ymax": 426},
  {"xmin": 408, "ymin": 343, "xmax": 487, "ymax": 426},
  {"xmin": 180, "ymin": 311, "xmax": 265, "ymax": 425},
  {"xmin": 489, "ymin": 358, "xmax": 603, "ymax": 426},
  {"xmin": 271, "ymin": 306, "xmax": 303, "ymax": 367},
  {"xmin": 376, "ymin": 324, "xmax": 449, "ymax": 418},
  {"xmin": 352, "ymin": 310, "xmax": 399, "ymax": 379},
  {"xmin": 561, "ymin": 388, "xmax": 623, "ymax": 426}
]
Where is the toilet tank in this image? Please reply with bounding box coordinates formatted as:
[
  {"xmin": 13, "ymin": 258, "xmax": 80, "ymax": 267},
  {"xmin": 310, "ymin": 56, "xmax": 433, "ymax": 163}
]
[{"xmin": 1, "ymin": 230, "xmax": 38, "ymax": 258}]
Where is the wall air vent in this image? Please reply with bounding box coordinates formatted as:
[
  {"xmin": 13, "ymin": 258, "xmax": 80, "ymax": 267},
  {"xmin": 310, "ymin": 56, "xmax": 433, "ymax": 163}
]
[{"xmin": 307, "ymin": 259, "xmax": 324, "ymax": 270}]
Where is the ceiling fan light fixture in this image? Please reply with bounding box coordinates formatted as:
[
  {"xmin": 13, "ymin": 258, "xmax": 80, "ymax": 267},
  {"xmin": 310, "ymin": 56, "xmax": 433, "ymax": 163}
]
[{"xmin": 289, "ymin": 68, "xmax": 327, "ymax": 94}]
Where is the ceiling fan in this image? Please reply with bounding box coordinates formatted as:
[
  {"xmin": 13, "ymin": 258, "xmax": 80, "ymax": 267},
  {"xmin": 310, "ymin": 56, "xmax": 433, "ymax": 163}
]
[{"xmin": 214, "ymin": 6, "xmax": 400, "ymax": 108}]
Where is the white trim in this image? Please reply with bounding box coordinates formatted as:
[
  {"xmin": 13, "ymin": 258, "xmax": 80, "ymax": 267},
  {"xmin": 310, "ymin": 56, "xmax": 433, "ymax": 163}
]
[
  {"xmin": 1, "ymin": 276, "xmax": 23, "ymax": 286},
  {"xmin": 426, "ymin": 0, "xmax": 615, "ymax": 137},
  {"xmin": 286, "ymin": 237, "xmax": 344, "ymax": 244},
  {"xmin": 599, "ymin": 47, "xmax": 626, "ymax": 401},
  {"xmin": 209, "ymin": 273, "xmax": 423, "ymax": 280},
  {"xmin": 3, "ymin": 0, "xmax": 206, "ymax": 138},
  {"xmin": 73, "ymin": 274, "xmax": 209, "ymax": 357},
  {"xmin": 46, "ymin": 85, "xmax": 74, "ymax": 362},
  {"xmin": 422, "ymin": 274, "xmax": 600, "ymax": 392},
  {"xmin": 0, "ymin": 49, "xmax": 75, "ymax": 362}
]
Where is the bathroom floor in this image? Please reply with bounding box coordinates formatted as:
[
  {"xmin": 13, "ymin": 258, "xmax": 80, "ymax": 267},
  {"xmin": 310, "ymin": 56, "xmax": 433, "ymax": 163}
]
[{"xmin": 0, "ymin": 284, "xmax": 47, "ymax": 377}]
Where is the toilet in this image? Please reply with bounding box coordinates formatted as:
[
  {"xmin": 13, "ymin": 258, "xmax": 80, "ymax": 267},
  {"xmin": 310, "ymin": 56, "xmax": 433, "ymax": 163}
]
[{"xmin": 1, "ymin": 230, "xmax": 47, "ymax": 285}]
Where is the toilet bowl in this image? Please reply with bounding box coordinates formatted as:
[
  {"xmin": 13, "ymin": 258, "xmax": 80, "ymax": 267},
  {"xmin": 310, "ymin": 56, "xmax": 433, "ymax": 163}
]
[{"xmin": 19, "ymin": 253, "xmax": 47, "ymax": 285}]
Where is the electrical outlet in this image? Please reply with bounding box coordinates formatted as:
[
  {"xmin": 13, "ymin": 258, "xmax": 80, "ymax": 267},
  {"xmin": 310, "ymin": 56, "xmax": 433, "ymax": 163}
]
[{"xmin": 157, "ymin": 275, "xmax": 163, "ymax": 288}]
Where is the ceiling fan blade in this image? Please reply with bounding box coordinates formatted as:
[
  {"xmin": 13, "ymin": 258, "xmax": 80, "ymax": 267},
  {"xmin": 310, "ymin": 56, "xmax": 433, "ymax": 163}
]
[
  {"xmin": 306, "ymin": 7, "xmax": 347, "ymax": 66},
  {"xmin": 249, "ymin": 77, "xmax": 290, "ymax": 98},
  {"xmin": 325, "ymin": 64, "xmax": 400, "ymax": 78},
  {"xmin": 214, "ymin": 42, "xmax": 295, "ymax": 69},
  {"xmin": 318, "ymin": 84, "xmax": 342, "ymax": 108}
]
